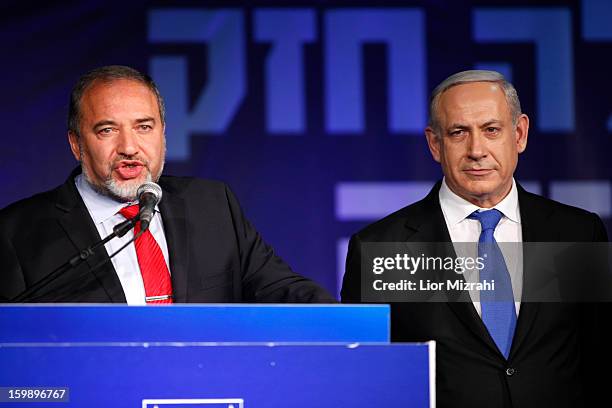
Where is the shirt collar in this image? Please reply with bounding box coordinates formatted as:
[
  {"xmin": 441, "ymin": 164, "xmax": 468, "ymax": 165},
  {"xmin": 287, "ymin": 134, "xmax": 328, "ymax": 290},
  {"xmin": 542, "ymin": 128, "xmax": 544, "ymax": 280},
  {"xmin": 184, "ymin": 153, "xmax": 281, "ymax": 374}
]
[
  {"xmin": 75, "ymin": 174, "xmax": 138, "ymax": 224},
  {"xmin": 438, "ymin": 177, "xmax": 521, "ymax": 225}
]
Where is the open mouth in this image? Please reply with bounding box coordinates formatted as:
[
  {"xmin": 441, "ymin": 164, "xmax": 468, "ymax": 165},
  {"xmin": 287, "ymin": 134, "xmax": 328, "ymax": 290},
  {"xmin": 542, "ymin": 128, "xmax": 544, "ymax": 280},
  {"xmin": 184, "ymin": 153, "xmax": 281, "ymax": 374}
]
[
  {"xmin": 116, "ymin": 160, "xmax": 144, "ymax": 168},
  {"xmin": 114, "ymin": 161, "xmax": 145, "ymax": 180}
]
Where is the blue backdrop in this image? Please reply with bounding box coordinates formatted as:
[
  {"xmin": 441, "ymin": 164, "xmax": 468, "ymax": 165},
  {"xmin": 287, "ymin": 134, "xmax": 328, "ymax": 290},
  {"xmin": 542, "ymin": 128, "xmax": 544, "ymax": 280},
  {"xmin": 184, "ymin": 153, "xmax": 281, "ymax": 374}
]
[{"xmin": 1, "ymin": 0, "xmax": 610, "ymax": 297}]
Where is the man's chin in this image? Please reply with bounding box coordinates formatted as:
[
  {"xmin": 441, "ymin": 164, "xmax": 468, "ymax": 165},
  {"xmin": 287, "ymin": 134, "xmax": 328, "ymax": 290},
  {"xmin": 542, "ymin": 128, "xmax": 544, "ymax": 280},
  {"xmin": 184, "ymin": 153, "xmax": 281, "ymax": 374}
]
[
  {"xmin": 102, "ymin": 174, "xmax": 152, "ymax": 202},
  {"xmin": 460, "ymin": 180, "xmax": 513, "ymax": 206},
  {"xmin": 82, "ymin": 165, "xmax": 154, "ymax": 202}
]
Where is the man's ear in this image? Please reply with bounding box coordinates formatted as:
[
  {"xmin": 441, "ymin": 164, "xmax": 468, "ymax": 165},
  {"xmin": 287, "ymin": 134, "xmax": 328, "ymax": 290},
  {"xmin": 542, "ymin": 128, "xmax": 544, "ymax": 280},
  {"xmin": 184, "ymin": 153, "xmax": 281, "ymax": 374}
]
[
  {"xmin": 425, "ymin": 126, "xmax": 442, "ymax": 163},
  {"xmin": 515, "ymin": 114, "xmax": 529, "ymax": 154},
  {"xmin": 68, "ymin": 131, "xmax": 81, "ymax": 161}
]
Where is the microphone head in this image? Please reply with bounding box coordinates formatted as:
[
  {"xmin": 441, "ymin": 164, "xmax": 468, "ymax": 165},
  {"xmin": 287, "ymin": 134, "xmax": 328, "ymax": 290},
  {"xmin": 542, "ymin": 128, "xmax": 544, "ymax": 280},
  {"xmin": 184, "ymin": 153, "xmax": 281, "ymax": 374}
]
[{"xmin": 137, "ymin": 182, "xmax": 163, "ymax": 204}]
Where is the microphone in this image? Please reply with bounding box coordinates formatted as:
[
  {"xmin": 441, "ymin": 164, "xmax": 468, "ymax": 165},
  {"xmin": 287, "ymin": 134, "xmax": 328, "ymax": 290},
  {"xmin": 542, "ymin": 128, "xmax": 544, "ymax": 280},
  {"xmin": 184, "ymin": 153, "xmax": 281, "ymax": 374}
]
[{"xmin": 137, "ymin": 182, "xmax": 162, "ymax": 231}]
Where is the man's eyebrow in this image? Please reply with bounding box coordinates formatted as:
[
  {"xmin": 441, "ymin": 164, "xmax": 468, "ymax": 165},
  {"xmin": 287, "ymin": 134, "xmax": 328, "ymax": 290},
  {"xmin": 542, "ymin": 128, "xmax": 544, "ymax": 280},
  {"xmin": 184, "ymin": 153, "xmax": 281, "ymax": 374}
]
[
  {"xmin": 481, "ymin": 119, "xmax": 503, "ymax": 127},
  {"xmin": 93, "ymin": 120, "xmax": 117, "ymax": 130},
  {"xmin": 445, "ymin": 120, "xmax": 504, "ymax": 132},
  {"xmin": 447, "ymin": 123, "xmax": 470, "ymax": 130},
  {"xmin": 135, "ymin": 117, "xmax": 156, "ymax": 124}
]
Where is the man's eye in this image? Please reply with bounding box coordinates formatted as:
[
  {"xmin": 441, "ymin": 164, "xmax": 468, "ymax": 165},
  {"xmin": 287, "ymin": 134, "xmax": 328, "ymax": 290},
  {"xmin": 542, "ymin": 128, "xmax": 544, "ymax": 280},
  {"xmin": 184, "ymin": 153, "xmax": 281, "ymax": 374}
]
[
  {"xmin": 99, "ymin": 128, "xmax": 113, "ymax": 134},
  {"xmin": 450, "ymin": 130, "xmax": 464, "ymax": 136},
  {"xmin": 486, "ymin": 127, "xmax": 500, "ymax": 134},
  {"xmin": 138, "ymin": 125, "xmax": 152, "ymax": 131}
]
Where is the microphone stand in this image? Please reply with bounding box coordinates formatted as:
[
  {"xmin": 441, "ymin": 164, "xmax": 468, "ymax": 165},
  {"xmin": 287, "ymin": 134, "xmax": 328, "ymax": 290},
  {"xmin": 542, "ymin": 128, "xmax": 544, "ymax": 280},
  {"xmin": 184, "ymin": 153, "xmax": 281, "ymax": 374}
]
[{"xmin": 11, "ymin": 216, "xmax": 140, "ymax": 302}]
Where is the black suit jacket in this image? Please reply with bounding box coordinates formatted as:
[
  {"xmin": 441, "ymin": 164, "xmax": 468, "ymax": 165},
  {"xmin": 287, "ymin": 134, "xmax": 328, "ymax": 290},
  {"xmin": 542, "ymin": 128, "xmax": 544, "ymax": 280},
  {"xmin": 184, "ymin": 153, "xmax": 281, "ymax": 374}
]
[
  {"xmin": 0, "ymin": 169, "xmax": 334, "ymax": 303},
  {"xmin": 342, "ymin": 181, "xmax": 609, "ymax": 408}
]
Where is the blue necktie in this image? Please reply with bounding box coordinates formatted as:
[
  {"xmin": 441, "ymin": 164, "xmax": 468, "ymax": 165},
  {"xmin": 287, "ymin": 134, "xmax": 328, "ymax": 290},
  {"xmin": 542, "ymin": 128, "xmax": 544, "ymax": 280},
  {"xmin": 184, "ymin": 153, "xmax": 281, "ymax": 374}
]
[{"xmin": 468, "ymin": 209, "xmax": 517, "ymax": 359}]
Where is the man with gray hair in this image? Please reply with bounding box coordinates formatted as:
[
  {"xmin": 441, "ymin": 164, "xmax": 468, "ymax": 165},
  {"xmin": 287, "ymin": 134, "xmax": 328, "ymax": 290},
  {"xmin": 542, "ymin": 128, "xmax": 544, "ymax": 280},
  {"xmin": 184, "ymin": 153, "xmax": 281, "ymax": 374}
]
[{"xmin": 342, "ymin": 70, "xmax": 607, "ymax": 407}]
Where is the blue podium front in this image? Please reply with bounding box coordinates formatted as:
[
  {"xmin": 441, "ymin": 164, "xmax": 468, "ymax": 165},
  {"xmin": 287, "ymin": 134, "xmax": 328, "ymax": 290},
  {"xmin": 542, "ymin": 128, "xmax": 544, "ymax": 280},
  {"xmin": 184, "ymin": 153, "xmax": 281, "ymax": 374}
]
[
  {"xmin": 0, "ymin": 305, "xmax": 435, "ymax": 408},
  {"xmin": 2, "ymin": 342, "xmax": 434, "ymax": 407}
]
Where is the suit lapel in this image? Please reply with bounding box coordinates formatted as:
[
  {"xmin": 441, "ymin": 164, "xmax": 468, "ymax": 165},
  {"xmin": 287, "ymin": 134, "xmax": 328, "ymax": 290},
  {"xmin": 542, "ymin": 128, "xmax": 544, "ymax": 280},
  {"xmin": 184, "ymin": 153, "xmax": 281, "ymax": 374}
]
[
  {"xmin": 158, "ymin": 179, "xmax": 190, "ymax": 303},
  {"xmin": 55, "ymin": 171, "xmax": 126, "ymax": 302},
  {"xmin": 507, "ymin": 185, "xmax": 556, "ymax": 359},
  {"xmin": 406, "ymin": 182, "xmax": 502, "ymax": 357}
]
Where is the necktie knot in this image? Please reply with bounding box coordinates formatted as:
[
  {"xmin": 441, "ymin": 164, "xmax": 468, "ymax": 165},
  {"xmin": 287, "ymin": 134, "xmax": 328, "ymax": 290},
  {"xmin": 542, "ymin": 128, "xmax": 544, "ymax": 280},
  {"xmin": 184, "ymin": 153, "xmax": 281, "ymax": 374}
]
[
  {"xmin": 119, "ymin": 204, "xmax": 139, "ymax": 219},
  {"xmin": 468, "ymin": 209, "xmax": 503, "ymax": 231}
]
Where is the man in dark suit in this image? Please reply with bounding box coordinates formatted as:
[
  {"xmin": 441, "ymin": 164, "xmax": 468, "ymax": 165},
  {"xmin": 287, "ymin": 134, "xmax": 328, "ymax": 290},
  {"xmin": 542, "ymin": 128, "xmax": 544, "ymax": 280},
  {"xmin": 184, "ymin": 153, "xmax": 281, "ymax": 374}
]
[
  {"xmin": 342, "ymin": 70, "xmax": 609, "ymax": 407},
  {"xmin": 0, "ymin": 65, "xmax": 334, "ymax": 304}
]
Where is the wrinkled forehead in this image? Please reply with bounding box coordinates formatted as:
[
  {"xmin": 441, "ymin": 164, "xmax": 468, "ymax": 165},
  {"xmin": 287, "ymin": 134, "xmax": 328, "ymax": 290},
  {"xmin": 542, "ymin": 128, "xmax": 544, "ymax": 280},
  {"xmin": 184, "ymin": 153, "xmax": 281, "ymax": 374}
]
[
  {"xmin": 440, "ymin": 81, "xmax": 504, "ymax": 103},
  {"xmin": 82, "ymin": 78, "xmax": 154, "ymax": 101},
  {"xmin": 80, "ymin": 79, "xmax": 160, "ymax": 118},
  {"xmin": 437, "ymin": 82, "xmax": 510, "ymax": 121}
]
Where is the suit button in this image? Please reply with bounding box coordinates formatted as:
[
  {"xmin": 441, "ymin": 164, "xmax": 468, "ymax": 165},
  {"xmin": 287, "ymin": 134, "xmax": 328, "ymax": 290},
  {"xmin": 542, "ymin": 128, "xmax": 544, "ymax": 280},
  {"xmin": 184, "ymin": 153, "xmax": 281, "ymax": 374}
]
[{"xmin": 506, "ymin": 368, "xmax": 515, "ymax": 376}]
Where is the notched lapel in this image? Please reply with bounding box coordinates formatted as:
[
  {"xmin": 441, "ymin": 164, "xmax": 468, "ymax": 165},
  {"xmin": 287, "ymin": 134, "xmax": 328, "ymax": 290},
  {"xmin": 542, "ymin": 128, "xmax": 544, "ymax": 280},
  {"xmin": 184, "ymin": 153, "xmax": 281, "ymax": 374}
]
[
  {"xmin": 507, "ymin": 185, "xmax": 556, "ymax": 359},
  {"xmin": 159, "ymin": 185, "xmax": 189, "ymax": 303},
  {"xmin": 55, "ymin": 178, "xmax": 126, "ymax": 302}
]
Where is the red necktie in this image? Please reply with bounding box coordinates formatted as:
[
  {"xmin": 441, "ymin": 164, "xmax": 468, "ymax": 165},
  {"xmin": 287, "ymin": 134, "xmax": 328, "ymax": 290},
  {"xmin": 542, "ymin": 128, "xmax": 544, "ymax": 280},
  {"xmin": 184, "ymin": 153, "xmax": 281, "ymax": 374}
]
[{"xmin": 119, "ymin": 205, "xmax": 173, "ymax": 304}]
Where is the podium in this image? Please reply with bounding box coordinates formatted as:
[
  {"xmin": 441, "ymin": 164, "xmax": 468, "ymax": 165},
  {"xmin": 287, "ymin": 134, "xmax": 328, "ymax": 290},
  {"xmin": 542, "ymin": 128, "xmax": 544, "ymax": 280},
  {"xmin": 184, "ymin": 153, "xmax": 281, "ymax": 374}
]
[{"xmin": 0, "ymin": 305, "xmax": 435, "ymax": 407}]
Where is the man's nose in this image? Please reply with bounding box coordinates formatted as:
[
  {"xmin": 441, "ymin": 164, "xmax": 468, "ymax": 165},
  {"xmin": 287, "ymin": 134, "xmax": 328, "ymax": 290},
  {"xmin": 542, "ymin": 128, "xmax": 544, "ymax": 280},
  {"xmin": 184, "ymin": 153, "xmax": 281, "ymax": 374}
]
[
  {"xmin": 467, "ymin": 133, "xmax": 487, "ymax": 160},
  {"xmin": 116, "ymin": 129, "xmax": 139, "ymax": 156}
]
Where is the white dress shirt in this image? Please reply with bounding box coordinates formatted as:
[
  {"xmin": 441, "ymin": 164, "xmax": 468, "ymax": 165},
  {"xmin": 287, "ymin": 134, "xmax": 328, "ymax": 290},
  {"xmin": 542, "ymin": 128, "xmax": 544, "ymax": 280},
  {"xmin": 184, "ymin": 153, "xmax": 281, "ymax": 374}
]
[
  {"xmin": 75, "ymin": 174, "xmax": 171, "ymax": 305},
  {"xmin": 438, "ymin": 178, "xmax": 523, "ymax": 316}
]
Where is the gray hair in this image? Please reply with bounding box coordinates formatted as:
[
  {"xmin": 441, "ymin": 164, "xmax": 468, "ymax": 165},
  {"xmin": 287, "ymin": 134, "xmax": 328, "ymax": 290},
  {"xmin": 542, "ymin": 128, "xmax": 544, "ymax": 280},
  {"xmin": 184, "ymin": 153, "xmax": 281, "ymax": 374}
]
[
  {"xmin": 428, "ymin": 70, "xmax": 522, "ymax": 135},
  {"xmin": 67, "ymin": 65, "xmax": 165, "ymax": 137}
]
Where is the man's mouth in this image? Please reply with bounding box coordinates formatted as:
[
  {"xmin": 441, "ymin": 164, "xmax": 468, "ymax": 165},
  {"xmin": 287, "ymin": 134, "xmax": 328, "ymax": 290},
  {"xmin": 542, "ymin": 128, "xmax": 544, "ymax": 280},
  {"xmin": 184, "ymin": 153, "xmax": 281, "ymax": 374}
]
[
  {"xmin": 464, "ymin": 168, "xmax": 494, "ymax": 176},
  {"xmin": 114, "ymin": 161, "xmax": 146, "ymax": 180}
]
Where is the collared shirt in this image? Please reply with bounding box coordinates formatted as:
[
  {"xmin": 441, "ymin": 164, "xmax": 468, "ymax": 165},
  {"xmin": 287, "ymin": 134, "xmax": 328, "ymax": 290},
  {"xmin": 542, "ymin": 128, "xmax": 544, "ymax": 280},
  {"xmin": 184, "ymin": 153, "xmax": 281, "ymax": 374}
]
[
  {"xmin": 439, "ymin": 178, "xmax": 523, "ymax": 316},
  {"xmin": 75, "ymin": 174, "xmax": 171, "ymax": 305}
]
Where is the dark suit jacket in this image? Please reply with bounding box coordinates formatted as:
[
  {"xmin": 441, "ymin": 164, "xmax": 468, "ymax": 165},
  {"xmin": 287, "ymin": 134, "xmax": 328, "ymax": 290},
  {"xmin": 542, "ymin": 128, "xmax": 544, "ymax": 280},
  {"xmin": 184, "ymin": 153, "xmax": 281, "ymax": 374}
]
[
  {"xmin": 0, "ymin": 169, "xmax": 334, "ymax": 303},
  {"xmin": 342, "ymin": 181, "xmax": 609, "ymax": 408}
]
